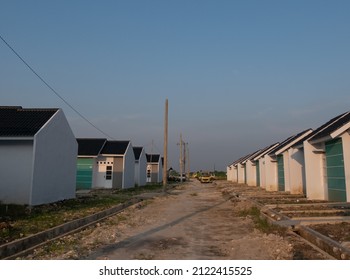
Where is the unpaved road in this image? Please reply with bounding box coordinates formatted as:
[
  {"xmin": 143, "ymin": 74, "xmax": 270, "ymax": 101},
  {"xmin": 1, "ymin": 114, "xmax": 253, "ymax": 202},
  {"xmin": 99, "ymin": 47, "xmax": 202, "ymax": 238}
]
[{"xmin": 26, "ymin": 180, "xmax": 329, "ymax": 260}]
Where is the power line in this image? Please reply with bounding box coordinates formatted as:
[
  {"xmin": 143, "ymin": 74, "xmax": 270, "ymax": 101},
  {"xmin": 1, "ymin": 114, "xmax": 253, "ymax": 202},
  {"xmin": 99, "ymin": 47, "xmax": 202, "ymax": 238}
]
[{"xmin": 0, "ymin": 34, "xmax": 115, "ymax": 140}]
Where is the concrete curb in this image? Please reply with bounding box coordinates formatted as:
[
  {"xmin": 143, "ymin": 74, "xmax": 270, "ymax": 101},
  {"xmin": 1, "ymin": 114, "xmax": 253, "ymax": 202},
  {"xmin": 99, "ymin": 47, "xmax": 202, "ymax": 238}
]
[
  {"xmin": 0, "ymin": 198, "xmax": 142, "ymax": 260},
  {"xmin": 295, "ymin": 225, "xmax": 350, "ymax": 260},
  {"xmin": 235, "ymin": 191, "xmax": 350, "ymax": 260}
]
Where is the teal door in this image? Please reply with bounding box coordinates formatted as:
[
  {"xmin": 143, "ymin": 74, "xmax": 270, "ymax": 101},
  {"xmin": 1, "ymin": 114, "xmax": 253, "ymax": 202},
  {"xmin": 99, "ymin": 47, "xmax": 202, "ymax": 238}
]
[
  {"xmin": 277, "ymin": 155, "xmax": 285, "ymax": 191},
  {"xmin": 256, "ymin": 161, "xmax": 260, "ymax": 187},
  {"xmin": 326, "ymin": 138, "xmax": 346, "ymax": 202},
  {"xmin": 76, "ymin": 158, "xmax": 94, "ymax": 190}
]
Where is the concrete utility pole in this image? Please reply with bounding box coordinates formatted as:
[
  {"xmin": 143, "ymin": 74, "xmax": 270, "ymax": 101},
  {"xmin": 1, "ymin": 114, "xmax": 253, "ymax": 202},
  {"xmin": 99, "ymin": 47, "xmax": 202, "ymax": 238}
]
[
  {"xmin": 178, "ymin": 133, "xmax": 184, "ymax": 183},
  {"xmin": 163, "ymin": 99, "xmax": 168, "ymax": 189},
  {"xmin": 187, "ymin": 144, "xmax": 190, "ymax": 178}
]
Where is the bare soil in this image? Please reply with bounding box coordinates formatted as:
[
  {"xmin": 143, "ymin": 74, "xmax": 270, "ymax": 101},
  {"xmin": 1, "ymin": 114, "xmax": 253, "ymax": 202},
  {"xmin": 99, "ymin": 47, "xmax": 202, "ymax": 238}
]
[{"xmin": 22, "ymin": 180, "xmax": 330, "ymax": 260}]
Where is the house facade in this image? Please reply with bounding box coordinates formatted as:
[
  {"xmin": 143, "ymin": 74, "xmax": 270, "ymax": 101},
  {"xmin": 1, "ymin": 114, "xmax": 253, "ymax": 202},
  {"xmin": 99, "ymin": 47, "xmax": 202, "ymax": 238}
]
[
  {"xmin": 146, "ymin": 154, "xmax": 163, "ymax": 183},
  {"xmin": 0, "ymin": 106, "xmax": 77, "ymax": 206},
  {"xmin": 76, "ymin": 138, "xmax": 107, "ymax": 190},
  {"xmin": 304, "ymin": 112, "xmax": 350, "ymax": 202},
  {"xmin": 99, "ymin": 140, "xmax": 135, "ymax": 189},
  {"xmin": 227, "ymin": 110, "xmax": 350, "ymax": 203},
  {"xmin": 133, "ymin": 146, "xmax": 147, "ymax": 187}
]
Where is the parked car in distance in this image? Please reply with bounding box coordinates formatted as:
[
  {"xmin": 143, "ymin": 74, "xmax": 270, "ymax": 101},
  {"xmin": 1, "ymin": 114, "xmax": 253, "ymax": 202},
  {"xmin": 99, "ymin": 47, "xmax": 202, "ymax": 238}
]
[{"xmin": 199, "ymin": 172, "xmax": 212, "ymax": 183}]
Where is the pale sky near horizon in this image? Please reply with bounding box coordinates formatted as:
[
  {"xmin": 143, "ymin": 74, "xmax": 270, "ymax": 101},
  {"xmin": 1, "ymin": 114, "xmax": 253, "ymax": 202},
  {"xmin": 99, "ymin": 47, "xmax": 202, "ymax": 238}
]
[{"xmin": 1, "ymin": 0, "xmax": 349, "ymax": 171}]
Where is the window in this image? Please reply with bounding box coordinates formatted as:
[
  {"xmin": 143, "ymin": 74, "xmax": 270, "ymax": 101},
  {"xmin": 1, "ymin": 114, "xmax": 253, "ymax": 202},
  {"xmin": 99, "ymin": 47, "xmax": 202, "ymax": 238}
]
[{"xmin": 106, "ymin": 166, "xmax": 112, "ymax": 180}]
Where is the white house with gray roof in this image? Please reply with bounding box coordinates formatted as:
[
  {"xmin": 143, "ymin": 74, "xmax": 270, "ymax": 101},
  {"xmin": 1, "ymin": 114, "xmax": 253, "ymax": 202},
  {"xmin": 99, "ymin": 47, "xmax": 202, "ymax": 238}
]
[
  {"xmin": 133, "ymin": 146, "xmax": 147, "ymax": 187},
  {"xmin": 303, "ymin": 112, "xmax": 350, "ymax": 202},
  {"xmin": 0, "ymin": 106, "xmax": 77, "ymax": 206}
]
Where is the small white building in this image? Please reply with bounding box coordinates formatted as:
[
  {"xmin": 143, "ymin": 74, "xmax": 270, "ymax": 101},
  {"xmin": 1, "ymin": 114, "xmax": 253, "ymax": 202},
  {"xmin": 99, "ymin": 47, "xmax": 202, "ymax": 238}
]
[
  {"xmin": 226, "ymin": 164, "xmax": 234, "ymax": 182},
  {"xmin": 146, "ymin": 154, "xmax": 163, "ymax": 183},
  {"xmin": 76, "ymin": 138, "xmax": 107, "ymax": 190},
  {"xmin": 263, "ymin": 130, "xmax": 312, "ymax": 192},
  {"xmin": 254, "ymin": 143, "xmax": 280, "ymax": 189},
  {"xmin": 274, "ymin": 129, "xmax": 313, "ymax": 194},
  {"xmin": 304, "ymin": 112, "xmax": 350, "ymax": 202},
  {"xmin": 0, "ymin": 106, "xmax": 77, "ymax": 206},
  {"xmin": 244, "ymin": 149, "xmax": 264, "ymax": 187},
  {"xmin": 98, "ymin": 140, "xmax": 135, "ymax": 189},
  {"xmin": 133, "ymin": 146, "xmax": 147, "ymax": 187}
]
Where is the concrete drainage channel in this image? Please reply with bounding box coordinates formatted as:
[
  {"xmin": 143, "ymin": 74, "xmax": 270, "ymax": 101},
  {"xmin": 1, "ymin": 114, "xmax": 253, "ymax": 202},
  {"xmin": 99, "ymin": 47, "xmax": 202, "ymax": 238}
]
[
  {"xmin": 229, "ymin": 184, "xmax": 350, "ymax": 260},
  {"xmin": 0, "ymin": 197, "xmax": 145, "ymax": 260}
]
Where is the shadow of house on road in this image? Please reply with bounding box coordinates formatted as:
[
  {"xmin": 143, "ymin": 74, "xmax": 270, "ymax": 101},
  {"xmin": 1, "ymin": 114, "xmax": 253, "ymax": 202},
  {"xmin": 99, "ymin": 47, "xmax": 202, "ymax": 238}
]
[{"xmin": 86, "ymin": 197, "xmax": 232, "ymax": 259}]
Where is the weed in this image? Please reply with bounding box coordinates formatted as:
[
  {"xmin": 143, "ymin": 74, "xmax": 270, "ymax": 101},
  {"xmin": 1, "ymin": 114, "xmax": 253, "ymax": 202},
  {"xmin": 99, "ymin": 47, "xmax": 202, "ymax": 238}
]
[
  {"xmin": 239, "ymin": 207, "xmax": 286, "ymax": 235},
  {"xmin": 0, "ymin": 183, "xmax": 164, "ymax": 246}
]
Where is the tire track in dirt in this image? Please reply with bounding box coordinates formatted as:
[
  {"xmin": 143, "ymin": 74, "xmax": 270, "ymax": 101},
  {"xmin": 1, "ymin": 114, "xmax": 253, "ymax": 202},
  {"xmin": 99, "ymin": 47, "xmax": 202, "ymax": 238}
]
[{"xmin": 86, "ymin": 181, "xmax": 294, "ymax": 260}]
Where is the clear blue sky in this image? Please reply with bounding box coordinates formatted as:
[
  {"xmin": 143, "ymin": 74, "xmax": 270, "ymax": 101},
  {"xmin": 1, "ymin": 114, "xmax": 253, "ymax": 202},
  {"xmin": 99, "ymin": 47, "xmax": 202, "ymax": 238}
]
[{"xmin": 1, "ymin": 0, "xmax": 349, "ymax": 171}]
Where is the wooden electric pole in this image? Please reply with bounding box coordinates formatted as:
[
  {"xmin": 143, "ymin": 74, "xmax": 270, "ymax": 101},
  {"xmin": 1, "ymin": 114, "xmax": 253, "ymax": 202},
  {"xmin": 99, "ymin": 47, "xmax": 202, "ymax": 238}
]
[
  {"xmin": 179, "ymin": 133, "xmax": 183, "ymax": 183},
  {"xmin": 163, "ymin": 99, "xmax": 168, "ymax": 189}
]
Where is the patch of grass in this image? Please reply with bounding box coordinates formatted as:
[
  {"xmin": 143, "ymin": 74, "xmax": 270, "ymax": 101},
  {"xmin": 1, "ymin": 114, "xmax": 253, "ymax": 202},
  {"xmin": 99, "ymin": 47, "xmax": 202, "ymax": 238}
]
[
  {"xmin": 0, "ymin": 183, "xmax": 165, "ymax": 246},
  {"xmin": 239, "ymin": 207, "xmax": 286, "ymax": 235}
]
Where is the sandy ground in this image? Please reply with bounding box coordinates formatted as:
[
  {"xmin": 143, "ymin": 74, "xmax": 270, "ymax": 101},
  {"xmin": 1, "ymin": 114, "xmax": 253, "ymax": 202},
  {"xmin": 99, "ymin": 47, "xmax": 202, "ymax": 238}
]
[{"xmin": 25, "ymin": 180, "xmax": 329, "ymax": 260}]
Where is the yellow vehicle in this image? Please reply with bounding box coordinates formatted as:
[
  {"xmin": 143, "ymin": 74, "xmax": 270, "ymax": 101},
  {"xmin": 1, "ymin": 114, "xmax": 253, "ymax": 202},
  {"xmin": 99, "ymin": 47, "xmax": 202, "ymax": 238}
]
[{"xmin": 199, "ymin": 172, "xmax": 212, "ymax": 183}]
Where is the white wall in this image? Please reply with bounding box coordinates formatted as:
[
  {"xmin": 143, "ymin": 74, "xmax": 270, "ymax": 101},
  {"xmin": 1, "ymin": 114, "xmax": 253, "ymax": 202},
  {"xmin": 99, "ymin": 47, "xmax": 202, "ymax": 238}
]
[
  {"xmin": 264, "ymin": 154, "xmax": 278, "ymax": 192},
  {"xmin": 135, "ymin": 154, "xmax": 147, "ymax": 187},
  {"xmin": 304, "ymin": 141, "xmax": 327, "ymax": 200},
  {"xmin": 123, "ymin": 143, "xmax": 135, "ymax": 189},
  {"xmin": 237, "ymin": 163, "xmax": 245, "ymax": 184},
  {"xmin": 31, "ymin": 110, "xmax": 77, "ymax": 205},
  {"xmin": 258, "ymin": 158, "xmax": 266, "ymax": 189},
  {"xmin": 226, "ymin": 166, "xmax": 233, "ymax": 181},
  {"xmin": 0, "ymin": 140, "xmax": 34, "ymax": 204},
  {"xmin": 288, "ymin": 147, "xmax": 306, "ymax": 194},
  {"xmin": 232, "ymin": 166, "xmax": 238, "ymax": 183},
  {"xmin": 246, "ymin": 161, "xmax": 256, "ymax": 186}
]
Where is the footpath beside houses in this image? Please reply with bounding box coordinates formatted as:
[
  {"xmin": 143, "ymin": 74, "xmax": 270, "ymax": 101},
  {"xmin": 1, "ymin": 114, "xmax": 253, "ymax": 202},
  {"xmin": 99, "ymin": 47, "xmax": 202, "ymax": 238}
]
[{"xmin": 0, "ymin": 106, "xmax": 77, "ymax": 206}]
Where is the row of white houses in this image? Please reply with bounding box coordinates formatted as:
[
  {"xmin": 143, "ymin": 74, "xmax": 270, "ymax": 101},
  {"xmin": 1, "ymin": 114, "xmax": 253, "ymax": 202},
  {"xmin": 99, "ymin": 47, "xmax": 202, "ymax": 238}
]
[
  {"xmin": 0, "ymin": 106, "xmax": 163, "ymax": 206},
  {"xmin": 76, "ymin": 138, "xmax": 163, "ymax": 190},
  {"xmin": 227, "ymin": 111, "xmax": 350, "ymax": 202}
]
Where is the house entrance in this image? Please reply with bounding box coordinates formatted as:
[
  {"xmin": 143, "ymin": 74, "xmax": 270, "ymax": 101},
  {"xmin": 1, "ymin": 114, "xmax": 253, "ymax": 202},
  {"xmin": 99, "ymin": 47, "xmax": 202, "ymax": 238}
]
[{"xmin": 96, "ymin": 160, "xmax": 113, "ymax": 188}]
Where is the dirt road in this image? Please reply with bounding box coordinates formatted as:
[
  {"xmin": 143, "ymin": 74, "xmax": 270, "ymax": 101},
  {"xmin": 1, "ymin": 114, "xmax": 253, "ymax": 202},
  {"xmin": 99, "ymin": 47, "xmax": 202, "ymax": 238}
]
[
  {"xmin": 26, "ymin": 180, "xmax": 329, "ymax": 260},
  {"xmin": 84, "ymin": 180, "xmax": 295, "ymax": 260}
]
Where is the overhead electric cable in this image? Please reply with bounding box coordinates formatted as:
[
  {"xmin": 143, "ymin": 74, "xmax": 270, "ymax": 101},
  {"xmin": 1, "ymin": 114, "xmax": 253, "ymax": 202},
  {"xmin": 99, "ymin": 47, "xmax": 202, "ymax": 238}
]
[{"xmin": 0, "ymin": 34, "xmax": 114, "ymax": 139}]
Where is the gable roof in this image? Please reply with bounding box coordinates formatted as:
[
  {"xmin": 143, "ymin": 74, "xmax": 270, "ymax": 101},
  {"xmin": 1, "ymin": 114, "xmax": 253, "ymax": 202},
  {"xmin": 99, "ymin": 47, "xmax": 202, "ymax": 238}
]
[
  {"xmin": 133, "ymin": 147, "xmax": 144, "ymax": 160},
  {"xmin": 292, "ymin": 111, "xmax": 350, "ymax": 147},
  {"xmin": 146, "ymin": 153, "xmax": 160, "ymax": 163},
  {"xmin": 0, "ymin": 106, "xmax": 58, "ymax": 137},
  {"xmin": 77, "ymin": 138, "xmax": 107, "ymax": 156},
  {"xmin": 309, "ymin": 111, "xmax": 350, "ymax": 142},
  {"xmin": 101, "ymin": 140, "xmax": 130, "ymax": 155},
  {"xmin": 252, "ymin": 142, "xmax": 280, "ymax": 161},
  {"xmin": 273, "ymin": 129, "xmax": 313, "ymax": 155}
]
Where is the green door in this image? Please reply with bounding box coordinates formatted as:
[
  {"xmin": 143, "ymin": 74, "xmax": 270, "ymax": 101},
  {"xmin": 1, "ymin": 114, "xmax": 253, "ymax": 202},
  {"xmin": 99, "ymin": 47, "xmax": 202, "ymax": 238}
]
[
  {"xmin": 277, "ymin": 155, "xmax": 285, "ymax": 191},
  {"xmin": 256, "ymin": 161, "xmax": 260, "ymax": 187},
  {"xmin": 326, "ymin": 138, "xmax": 346, "ymax": 202},
  {"xmin": 76, "ymin": 158, "xmax": 94, "ymax": 190},
  {"xmin": 244, "ymin": 164, "xmax": 247, "ymax": 184}
]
